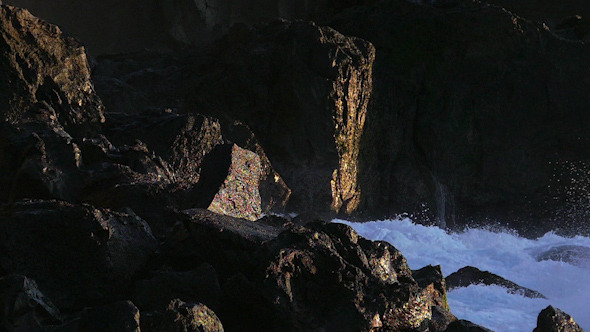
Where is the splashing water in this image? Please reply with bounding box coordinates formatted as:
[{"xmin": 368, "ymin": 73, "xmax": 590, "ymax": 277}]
[{"xmin": 334, "ymin": 218, "xmax": 590, "ymax": 331}]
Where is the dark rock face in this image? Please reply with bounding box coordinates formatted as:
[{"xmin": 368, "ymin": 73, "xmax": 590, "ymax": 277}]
[
  {"xmin": 0, "ymin": 275, "xmax": 61, "ymax": 331},
  {"xmin": 536, "ymin": 245, "xmax": 590, "ymax": 267},
  {"xmin": 134, "ymin": 264, "xmax": 221, "ymax": 312},
  {"xmin": 92, "ymin": 19, "xmax": 375, "ymax": 217},
  {"xmin": 78, "ymin": 301, "xmax": 141, "ymax": 332},
  {"xmin": 325, "ymin": 0, "xmax": 590, "ymax": 234},
  {"xmin": 142, "ymin": 299, "xmax": 224, "ymax": 332},
  {"xmin": 533, "ymin": 305, "xmax": 584, "ymax": 332},
  {"xmin": 2, "ymin": 0, "xmax": 372, "ymax": 55},
  {"xmin": 0, "ymin": 5, "xmax": 104, "ymax": 136},
  {"xmin": 446, "ymin": 266, "xmax": 546, "ymax": 299},
  {"xmin": 193, "ymin": 20, "xmax": 375, "ymax": 217},
  {"xmin": 0, "ymin": 200, "xmax": 158, "ymax": 310},
  {"xmin": 445, "ymin": 319, "xmax": 494, "ymax": 332}
]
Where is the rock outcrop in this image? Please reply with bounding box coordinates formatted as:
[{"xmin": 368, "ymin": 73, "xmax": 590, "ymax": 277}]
[
  {"xmin": 326, "ymin": 0, "xmax": 590, "ymax": 235},
  {"xmin": 92, "ymin": 20, "xmax": 375, "ymax": 217},
  {"xmin": 534, "ymin": 306, "xmax": 584, "ymax": 332},
  {"xmin": 0, "ymin": 5, "xmax": 104, "ymax": 136},
  {"xmin": 446, "ymin": 266, "xmax": 546, "ymax": 299}
]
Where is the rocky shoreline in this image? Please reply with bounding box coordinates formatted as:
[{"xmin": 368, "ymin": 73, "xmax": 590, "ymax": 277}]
[{"xmin": 0, "ymin": 0, "xmax": 587, "ymax": 331}]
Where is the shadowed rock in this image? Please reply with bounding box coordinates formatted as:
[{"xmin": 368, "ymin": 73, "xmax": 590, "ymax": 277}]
[
  {"xmin": 446, "ymin": 266, "xmax": 546, "ymax": 299},
  {"xmin": 0, "ymin": 200, "xmax": 158, "ymax": 311},
  {"xmin": 445, "ymin": 319, "xmax": 493, "ymax": 332},
  {"xmin": 78, "ymin": 301, "xmax": 141, "ymax": 332},
  {"xmin": 134, "ymin": 264, "xmax": 221, "ymax": 312},
  {"xmin": 0, "ymin": 275, "xmax": 61, "ymax": 331},
  {"xmin": 534, "ymin": 305, "xmax": 584, "ymax": 332},
  {"xmin": 142, "ymin": 299, "xmax": 224, "ymax": 332}
]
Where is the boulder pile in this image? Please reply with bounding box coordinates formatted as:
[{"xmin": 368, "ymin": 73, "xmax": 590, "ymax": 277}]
[{"xmin": 0, "ymin": 0, "xmax": 587, "ymax": 331}]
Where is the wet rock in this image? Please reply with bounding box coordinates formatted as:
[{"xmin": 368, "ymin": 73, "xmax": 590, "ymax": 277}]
[
  {"xmin": 0, "ymin": 5, "xmax": 104, "ymax": 136},
  {"xmin": 0, "ymin": 275, "xmax": 61, "ymax": 331},
  {"xmin": 445, "ymin": 319, "xmax": 493, "ymax": 332},
  {"xmin": 78, "ymin": 301, "xmax": 140, "ymax": 332},
  {"xmin": 536, "ymin": 245, "xmax": 590, "ymax": 267},
  {"xmin": 142, "ymin": 299, "xmax": 224, "ymax": 332},
  {"xmin": 446, "ymin": 266, "xmax": 546, "ymax": 299},
  {"xmin": 221, "ymin": 222, "xmax": 440, "ymax": 331},
  {"xmin": 413, "ymin": 265, "xmax": 456, "ymax": 330},
  {"xmin": 0, "ymin": 200, "xmax": 158, "ymax": 310},
  {"xmin": 533, "ymin": 305, "xmax": 583, "ymax": 332},
  {"xmin": 134, "ymin": 264, "xmax": 221, "ymax": 311}
]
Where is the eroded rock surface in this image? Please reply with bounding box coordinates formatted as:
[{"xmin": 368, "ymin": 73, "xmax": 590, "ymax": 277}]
[
  {"xmin": 534, "ymin": 305, "xmax": 584, "ymax": 332},
  {"xmin": 0, "ymin": 5, "xmax": 104, "ymax": 136}
]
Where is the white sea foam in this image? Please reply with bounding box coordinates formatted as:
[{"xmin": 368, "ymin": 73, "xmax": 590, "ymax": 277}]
[{"xmin": 334, "ymin": 218, "xmax": 590, "ymax": 331}]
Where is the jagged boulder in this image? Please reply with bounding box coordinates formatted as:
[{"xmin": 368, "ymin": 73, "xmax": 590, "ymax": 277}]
[
  {"xmin": 0, "ymin": 200, "xmax": 158, "ymax": 310},
  {"xmin": 446, "ymin": 266, "xmax": 546, "ymax": 299},
  {"xmin": 195, "ymin": 144, "xmax": 262, "ymax": 221},
  {"xmin": 142, "ymin": 299, "xmax": 224, "ymax": 332},
  {"xmin": 0, "ymin": 275, "xmax": 61, "ymax": 331},
  {"xmin": 0, "ymin": 5, "xmax": 104, "ymax": 137},
  {"xmin": 533, "ymin": 306, "xmax": 584, "ymax": 332}
]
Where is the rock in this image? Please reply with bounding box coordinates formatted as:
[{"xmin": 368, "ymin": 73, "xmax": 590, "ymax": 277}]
[
  {"xmin": 413, "ymin": 265, "xmax": 456, "ymax": 330},
  {"xmin": 0, "ymin": 200, "xmax": 158, "ymax": 310},
  {"xmin": 93, "ymin": 18, "xmax": 375, "ymax": 218},
  {"xmin": 164, "ymin": 208, "xmax": 284, "ymax": 279},
  {"xmin": 325, "ymin": 0, "xmax": 590, "ymax": 234},
  {"xmin": 3, "ymin": 0, "xmax": 370, "ymax": 55},
  {"xmin": 197, "ymin": 144, "xmax": 262, "ymax": 221},
  {"xmin": 78, "ymin": 301, "xmax": 141, "ymax": 332},
  {"xmin": 220, "ymin": 222, "xmax": 443, "ymax": 331},
  {"xmin": 221, "ymin": 122, "xmax": 291, "ymax": 214},
  {"xmin": 142, "ymin": 299, "xmax": 224, "ymax": 332},
  {"xmin": 446, "ymin": 266, "xmax": 546, "ymax": 299},
  {"xmin": 0, "ymin": 5, "xmax": 104, "ymax": 137},
  {"xmin": 134, "ymin": 264, "xmax": 221, "ymax": 311},
  {"xmin": 0, "ymin": 117, "xmax": 84, "ymax": 204},
  {"xmin": 0, "ymin": 275, "xmax": 61, "ymax": 331},
  {"xmin": 192, "ymin": 20, "xmax": 375, "ymax": 217},
  {"xmin": 533, "ymin": 305, "xmax": 584, "ymax": 332},
  {"xmin": 105, "ymin": 111, "xmax": 224, "ymax": 184},
  {"xmin": 445, "ymin": 319, "xmax": 493, "ymax": 332},
  {"xmin": 536, "ymin": 245, "xmax": 590, "ymax": 267}
]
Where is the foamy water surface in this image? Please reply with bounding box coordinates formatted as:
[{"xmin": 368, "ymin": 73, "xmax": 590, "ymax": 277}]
[{"xmin": 334, "ymin": 218, "xmax": 590, "ymax": 331}]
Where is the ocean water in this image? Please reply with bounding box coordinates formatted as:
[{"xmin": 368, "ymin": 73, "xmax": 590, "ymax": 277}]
[{"xmin": 334, "ymin": 218, "xmax": 590, "ymax": 331}]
